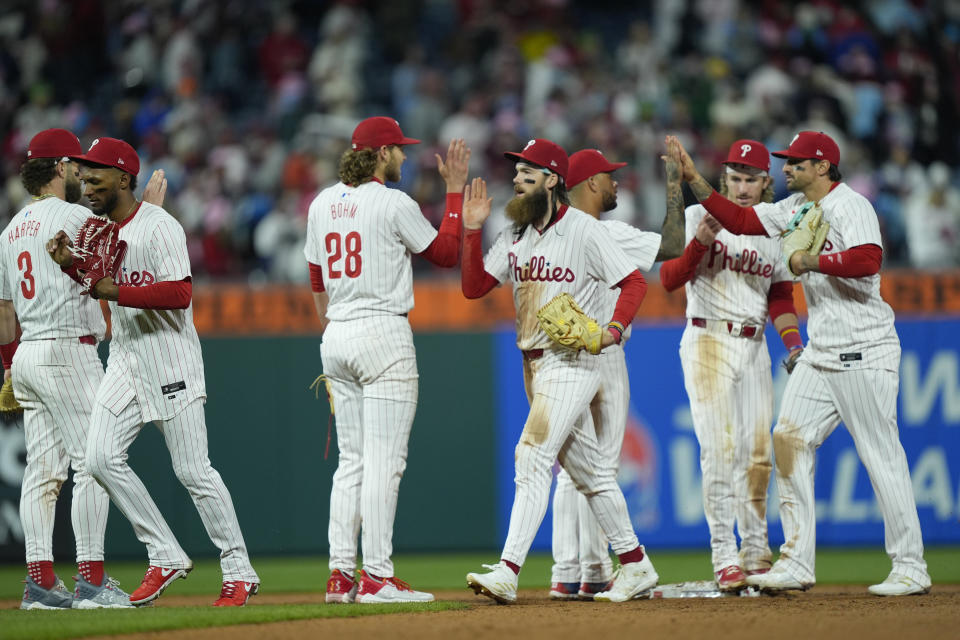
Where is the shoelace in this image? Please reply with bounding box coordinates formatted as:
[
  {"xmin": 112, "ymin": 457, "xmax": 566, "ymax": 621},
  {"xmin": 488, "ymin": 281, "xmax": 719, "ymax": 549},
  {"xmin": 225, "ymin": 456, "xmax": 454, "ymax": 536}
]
[
  {"xmin": 480, "ymin": 563, "xmax": 501, "ymax": 572},
  {"xmin": 219, "ymin": 582, "xmax": 238, "ymax": 598},
  {"xmin": 387, "ymin": 577, "xmax": 413, "ymax": 592},
  {"xmin": 105, "ymin": 577, "xmax": 123, "ymax": 591}
]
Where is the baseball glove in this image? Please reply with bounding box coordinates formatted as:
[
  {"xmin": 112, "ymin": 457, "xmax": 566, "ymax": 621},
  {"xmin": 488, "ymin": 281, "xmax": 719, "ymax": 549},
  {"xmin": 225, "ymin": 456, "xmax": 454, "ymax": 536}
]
[
  {"xmin": 0, "ymin": 377, "xmax": 22, "ymax": 415},
  {"xmin": 310, "ymin": 374, "xmax": 335, "ymax": 459},
  {"xmin": 781, "ymin": 202, "xmax": 829, "ymax": 277},
  {"xmin": 70, "ymin": 217, "xmax": 128, "ymax": 296},
  {"xmin": 537, "ymin": 293, "xmax": 603, "ymax": 355}
]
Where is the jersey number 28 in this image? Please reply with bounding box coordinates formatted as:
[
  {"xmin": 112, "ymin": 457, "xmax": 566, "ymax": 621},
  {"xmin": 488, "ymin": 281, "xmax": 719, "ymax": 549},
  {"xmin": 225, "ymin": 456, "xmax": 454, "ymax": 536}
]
[{"xmin": 325, "ymin": 232, "xmax": 362, "ymax": 278}]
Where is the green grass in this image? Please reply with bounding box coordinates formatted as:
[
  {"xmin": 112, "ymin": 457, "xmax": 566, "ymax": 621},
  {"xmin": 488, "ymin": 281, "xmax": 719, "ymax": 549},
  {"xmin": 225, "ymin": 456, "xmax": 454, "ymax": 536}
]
[{"xmin": 1, "ymin": 547, "xmax": 958, "ymax": 640}]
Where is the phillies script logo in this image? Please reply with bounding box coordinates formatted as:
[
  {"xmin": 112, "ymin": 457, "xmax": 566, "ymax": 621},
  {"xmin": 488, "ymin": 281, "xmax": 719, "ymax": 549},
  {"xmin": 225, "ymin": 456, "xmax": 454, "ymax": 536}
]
[
  {"xmin": 707, "ymin": 240, "xmax": 773, "ymax": 277},
  {"xmin": 508, "ymin": 252, "xmax": 575, "ymax": 283},
  {"xmin": 116, "ymin": 269, "xmax": 156, "ymax": 286}
]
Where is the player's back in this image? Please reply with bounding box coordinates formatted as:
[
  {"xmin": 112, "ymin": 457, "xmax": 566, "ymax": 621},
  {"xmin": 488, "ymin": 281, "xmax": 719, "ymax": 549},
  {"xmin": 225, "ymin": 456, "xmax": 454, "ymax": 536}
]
[
  {"xmin": 306, "ymin": 180, "xmax": 436, "ymax": 322},
  {"xmin": 0, "ymin": 198, "xmax": 105, "ymax": 340}
]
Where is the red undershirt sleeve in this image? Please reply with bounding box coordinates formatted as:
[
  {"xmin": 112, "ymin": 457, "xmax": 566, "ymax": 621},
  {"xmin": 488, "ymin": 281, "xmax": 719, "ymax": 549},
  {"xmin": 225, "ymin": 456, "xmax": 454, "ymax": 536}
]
[
  {"xmin": 766, "ymin": 281, "xmax": 798, "ymax": 322},
  {"xmin": 117, "ymin": 279, "xmax": 192, "ymax": 310},
  {"xmin": 461, "ymin": 228, "xmax": 499, "ymax": 298},
  {"xmin": 818, "ymin": 244, "xmax": 882, "ymax": 277},
  {"xmin": 417, "ymin": 193, "xmax": 463, "ymax": 267},
  {"xmin": 308, "ymin": 262, "xmax": 325, "ymax": 293},
  {"xmin": 701, "ymin": 191, "xmax": 768, "ymax": 235},
  {"xmin": 610, "ymin": 270, "xmax": 647, "ymax": 328},
  {"xmin": 0, "ymin": 340, "xmax": 17, "ymax": 369},
  {"xmin": 660, "ymin": 238, "xmax": 709, "ymax": 291}
]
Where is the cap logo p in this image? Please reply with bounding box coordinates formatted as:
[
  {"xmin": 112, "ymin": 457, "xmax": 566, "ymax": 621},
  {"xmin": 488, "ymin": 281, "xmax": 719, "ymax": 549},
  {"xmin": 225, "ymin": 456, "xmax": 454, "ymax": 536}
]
[
  {"xmin": 524, "ymin": 140, "xmax": 536, "ymax": 150},
  {"xmin": 740, "ymin": 144, "xmax": 752, "ymax": 157}
]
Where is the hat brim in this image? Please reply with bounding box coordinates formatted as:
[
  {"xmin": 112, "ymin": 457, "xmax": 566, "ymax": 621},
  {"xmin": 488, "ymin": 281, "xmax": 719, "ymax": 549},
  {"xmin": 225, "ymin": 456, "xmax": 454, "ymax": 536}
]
[
  {"xmin": 504, "ymin": 151, "xmax": 552, "ymax": 171},
  {"xmin": 770, "ymin": 150, "xmax": 795, "ymax": 159},
  {"xmin": 397, "ymin": 136, "xmax": 420, "ymax": 145}
]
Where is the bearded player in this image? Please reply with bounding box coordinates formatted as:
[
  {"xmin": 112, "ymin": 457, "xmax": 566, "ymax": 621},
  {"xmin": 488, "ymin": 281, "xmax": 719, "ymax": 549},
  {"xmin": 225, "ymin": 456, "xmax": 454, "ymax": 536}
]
[{"xmin": 462, "ymin": 139, "xmax": 659, "ymax": 604}]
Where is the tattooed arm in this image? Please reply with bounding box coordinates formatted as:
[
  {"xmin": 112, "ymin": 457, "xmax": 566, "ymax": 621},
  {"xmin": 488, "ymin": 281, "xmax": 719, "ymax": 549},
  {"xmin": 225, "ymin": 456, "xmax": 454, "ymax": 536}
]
[{"xmin": 656, "ymin": 155, "xmax": 685, "ymax": 261}]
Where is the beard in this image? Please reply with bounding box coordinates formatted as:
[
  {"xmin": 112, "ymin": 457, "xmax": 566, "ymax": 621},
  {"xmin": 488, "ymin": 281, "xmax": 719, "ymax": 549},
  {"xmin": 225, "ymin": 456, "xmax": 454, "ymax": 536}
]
[
  {"xmin": 384, "ymin": 157, "xmax": 402, "ymax": 183},
  {"xmin": 505, "ymin": 186, "xmax": 549, "ymax": 227},
  {"xmin": 89, "ymin": 189, "xmax": 118, "ymax": 217},
  {"xmin": 600, "ymin": 190, "xmax": 617, "ymax": 213},
  {"xmin": 64, "ymin": 174, "xmax": 82, "ymax": 204}
]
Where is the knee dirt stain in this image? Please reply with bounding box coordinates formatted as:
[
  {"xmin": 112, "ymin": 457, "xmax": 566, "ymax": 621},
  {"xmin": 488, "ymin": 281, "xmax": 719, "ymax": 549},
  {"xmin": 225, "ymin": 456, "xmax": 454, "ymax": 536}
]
[
  {"xmin": 520, "ymin": 394, "xmax": 550, "ymax": 446},
  {"xmin": 692, "ymin": 333, "xmax": 724, "ymax": 402},
  {"xmin": 772, "ymin": 423, "xmax": 802, "ymax": 479}
]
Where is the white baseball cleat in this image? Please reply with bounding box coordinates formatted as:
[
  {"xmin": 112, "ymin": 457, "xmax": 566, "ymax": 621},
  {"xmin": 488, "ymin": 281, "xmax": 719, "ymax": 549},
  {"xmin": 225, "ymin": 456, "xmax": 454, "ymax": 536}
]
[
  {"xmin": 745, "ymin": 565, "xmax": 812, "ymax": 592},
  {"xmin": 594, "ymin": 548, "xmax": 659, "ymax": 602},
  {"xmin": 868, "ymin": 573, "xmax": 931, "ymax": 596},
  {"xmin": 466, "ymin": 562, "xmax": 518, "ymax": 604}
]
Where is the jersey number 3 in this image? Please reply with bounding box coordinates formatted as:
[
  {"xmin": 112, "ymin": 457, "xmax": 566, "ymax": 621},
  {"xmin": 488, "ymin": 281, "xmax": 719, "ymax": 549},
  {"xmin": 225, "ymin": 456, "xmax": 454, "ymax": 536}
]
[
  {"xmin": 18, "ymin": 251, "xmax": 36, "ymax": 299},
  {"xmin": 325, "ymin": 232, "xmax": 362, "ymax": 278}
]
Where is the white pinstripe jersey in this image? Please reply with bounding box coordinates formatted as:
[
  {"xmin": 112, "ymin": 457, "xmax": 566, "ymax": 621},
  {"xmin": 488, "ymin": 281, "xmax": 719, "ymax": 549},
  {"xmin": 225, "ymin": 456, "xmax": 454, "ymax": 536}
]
[
  {"xmin": 100, "ymin": 202, "xmax": 205, "ymax": 422},
  {"xmin": 599, "ymin": 220, "xmax": 661, "ymax": 342},
  {"xmin": 754, "ymin": 182, "xmax": 900, "ymax": 372},
  {"xmin": 484, "ymin": 206, "xmax": 637, "ymax": 351},
  {"xmin": 0, "ymin": 197, "xmax": 106, "ymax": 340},
  {"xmin": 684, "ymin": 203, "xmax": 792, "ymax": 326},
  {"xmin": 304, "ymin": 180, "xmax": 438, "ymax": 321}
]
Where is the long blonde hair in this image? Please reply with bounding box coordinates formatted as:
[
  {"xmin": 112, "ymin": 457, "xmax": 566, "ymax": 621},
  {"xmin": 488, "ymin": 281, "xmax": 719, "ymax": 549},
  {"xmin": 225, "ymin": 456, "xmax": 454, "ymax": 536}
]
[{"xmin": 338, "ymin": 149, "xmax": 378, "ymax": 185}]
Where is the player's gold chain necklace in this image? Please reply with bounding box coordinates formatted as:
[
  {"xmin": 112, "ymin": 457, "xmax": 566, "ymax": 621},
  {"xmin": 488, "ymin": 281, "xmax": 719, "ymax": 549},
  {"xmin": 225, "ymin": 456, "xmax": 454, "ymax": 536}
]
[{"xmin": 31, "ymin": 193, "xmax": 56, "ymax": 201}]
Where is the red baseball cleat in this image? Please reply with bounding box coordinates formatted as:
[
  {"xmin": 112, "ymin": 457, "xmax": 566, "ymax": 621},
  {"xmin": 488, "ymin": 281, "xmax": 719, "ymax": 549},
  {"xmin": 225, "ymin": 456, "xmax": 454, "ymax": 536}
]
[
  {"xmin": 326, "ymin": 569, "xmax": 358, "ymax": 604},
  {"xmin": 129, "ymin": 565, "xmax": 191, "ymax": 606},
  {"xmin": 212, "ymin": 580, "xmax": 259, "ymax": 607},
  {"xmin": 715, "ymin": 565, "xmax": 748, "ymax": 592}
]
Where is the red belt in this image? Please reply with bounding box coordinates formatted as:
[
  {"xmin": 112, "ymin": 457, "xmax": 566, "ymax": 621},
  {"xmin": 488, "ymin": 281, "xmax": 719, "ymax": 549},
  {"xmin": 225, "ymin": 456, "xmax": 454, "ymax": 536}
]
[
  {"xmin": 691, "ymin": 318, "xmax": 759, "ymax": 338},
  {"xmin": 522, "ymin": 349, "xmax": 544, "ymax": 360},
  {"xmin": 41, "ymin": 335, "xmax": 96, "ymax": 345}
]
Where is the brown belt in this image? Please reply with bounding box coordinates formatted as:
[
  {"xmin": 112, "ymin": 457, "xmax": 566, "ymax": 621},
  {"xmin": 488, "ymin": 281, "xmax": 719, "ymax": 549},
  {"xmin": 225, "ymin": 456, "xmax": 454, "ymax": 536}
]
[
  {"xmin": 522, "ymin": 349, "xmax": 544, "ymax": 360},
  {"xmin": 691, "ymin": 318, "xmax": 759, "ymax": 338},
  {"xmin": 40, "ymin": 335, "xmax": 96, "ymax": 345}
]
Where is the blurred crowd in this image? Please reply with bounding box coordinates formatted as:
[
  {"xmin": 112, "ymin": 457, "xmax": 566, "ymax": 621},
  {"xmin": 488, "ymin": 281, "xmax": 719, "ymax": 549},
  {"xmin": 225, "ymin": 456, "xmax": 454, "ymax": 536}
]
[{"xmin": 1, "ymin": 0, "xmax": 958, "ymax": 283}]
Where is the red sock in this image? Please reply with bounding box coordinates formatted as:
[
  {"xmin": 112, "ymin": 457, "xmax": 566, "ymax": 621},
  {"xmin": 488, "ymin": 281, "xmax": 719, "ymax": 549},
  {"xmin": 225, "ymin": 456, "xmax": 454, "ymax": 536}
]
[
  {"xmin": 617, "ymin": 547, "xmax": 645, "ymax": 566},
  {"xmin": 27, "ymin": 561, "xmax": 56, "ymax": 589},
  {"xmin": 78, "ymin": 561, "xmax": 104, "ymax": 586},
  {"xmin": 501, "ymin": 559, "xmax": 521, "ymax": 575}
]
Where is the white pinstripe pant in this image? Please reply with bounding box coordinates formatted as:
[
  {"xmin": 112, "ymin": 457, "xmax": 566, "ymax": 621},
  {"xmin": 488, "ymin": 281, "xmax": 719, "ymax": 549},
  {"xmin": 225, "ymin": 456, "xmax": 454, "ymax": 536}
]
[
  {"xmin": 503, "ymin": 349, "xmax": 640, "ymax": 567},
  {"xmin": 551, "ymin": 345, "xmax": 627, "ymax": 584},
  {"xmin": 13, "ymin": 338, "xmax": 109, "ymax": 563},
  {"xmin": 680, "ymin": 327, "xmax": 774, "ymax": 573},
  {"xmin": 773, "ymin": 362, "xmax": 929, "ymax": 585},
  {"xmin": 86, "ymin": 396, "xmax": 258, "ymax": 582},
  {"xmin": 321, "ymin": 315, "xmax": 418, "ymax": 579}
]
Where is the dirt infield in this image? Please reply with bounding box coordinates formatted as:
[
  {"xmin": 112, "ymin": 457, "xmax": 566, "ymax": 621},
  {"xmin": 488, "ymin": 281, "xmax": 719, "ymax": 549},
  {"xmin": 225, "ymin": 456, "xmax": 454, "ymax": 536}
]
[{"xmin": 71, "ymin": 584, "xmax": 960, "ymax": 640}]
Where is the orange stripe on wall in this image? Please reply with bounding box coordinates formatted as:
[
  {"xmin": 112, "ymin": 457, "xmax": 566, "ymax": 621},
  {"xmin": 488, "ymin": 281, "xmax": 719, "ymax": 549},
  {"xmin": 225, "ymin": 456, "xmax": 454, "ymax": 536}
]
[{"xmin": 191, "ymin": 270, "xmax": 960, "ymax": 336}]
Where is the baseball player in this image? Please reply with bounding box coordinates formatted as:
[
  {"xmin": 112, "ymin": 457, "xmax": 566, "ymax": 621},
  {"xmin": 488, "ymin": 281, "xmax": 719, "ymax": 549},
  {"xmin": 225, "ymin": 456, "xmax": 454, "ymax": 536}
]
[
  {"xmin": 304, "ymin": 117, "xmax": 469, "ymax": 604},
  {"xmin": 670, "ymin": 132, "xmax": 931, "ymax": 596},
  {"xmin": 548, "ymin": 149, "xmax": 684, "ymax": 600},
  {"xmin": 47, "ymin": 137, "xmax": 260, "ymax": 607},
  {"xmin": 462, "ymin": 139, "xmax": 659, "ymax": 604},
  {"xmin": 659, "ymin": 140, "xmax": 803, "ymax": 591},
  {"xmin": 1, "ymin": 129, "xmax": 134, "ymax": 609}
]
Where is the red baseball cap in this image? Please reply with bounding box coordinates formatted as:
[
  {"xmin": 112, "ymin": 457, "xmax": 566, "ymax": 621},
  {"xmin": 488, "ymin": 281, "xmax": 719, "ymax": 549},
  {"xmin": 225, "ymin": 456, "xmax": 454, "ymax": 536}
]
[
  {"xmin": 26, "ymin": 128, "xmax": 84, "ymax": 160},
  {"xmin": 772, "ymin": 131, "xmax": 840, "ymax": 166},
  {"xmin": 351, "ymin": 117, "xmax": 420, "ymax": 150},
  {"xmin": 722, "ymin": 139, "xmax": 770, "ymax": 173},
  {"xmin": 78, "ymin": 137, "xmax": 141, "ymax": 176},
  {"xmin": 504, "ymin": 138, "xmax": 568, "ymax": 181},
  {"xmin": 566, "ymin": 149, "xmax": 628, "ymax": 188}
]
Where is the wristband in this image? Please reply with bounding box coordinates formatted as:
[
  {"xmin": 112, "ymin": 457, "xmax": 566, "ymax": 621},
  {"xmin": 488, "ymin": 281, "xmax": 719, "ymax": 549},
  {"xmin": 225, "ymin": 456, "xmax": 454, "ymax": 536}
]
[
  {"xmin": 779, "ymin": 325, "xmax": 803, "ymax": 352},
  {"xmin": 607, "ymin": 322, "xmax": 624, "ymax": 344}
]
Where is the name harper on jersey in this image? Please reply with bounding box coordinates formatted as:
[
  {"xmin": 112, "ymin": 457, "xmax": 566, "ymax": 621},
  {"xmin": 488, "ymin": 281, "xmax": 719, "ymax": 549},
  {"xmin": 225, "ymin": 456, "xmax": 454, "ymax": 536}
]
[
  {"xmin": 707, "ymin": 240, "xmax": 773, "ymax": 277},
  {"xmin": 116, "ymin": 269, "xmax": 156, "ymax": 286},
  {"xmin": 509, "ymin": 253, "xmax": 575, "ymax": 283},
  {"xmin": 330, "ymin": 202, "xmax": 358, "ymax": 219},
  {"xmin": 7, "ymin": 219, "xmax": 42, "ymax": 243}
]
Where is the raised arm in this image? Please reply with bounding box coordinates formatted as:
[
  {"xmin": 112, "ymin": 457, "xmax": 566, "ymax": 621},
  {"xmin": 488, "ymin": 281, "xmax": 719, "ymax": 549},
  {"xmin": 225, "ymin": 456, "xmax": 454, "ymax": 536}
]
[
  {"xmin": 418, "ymin": 139, "xmax": 471, "ymax": 267},
  {"xmin": 655, "ymin": 150, "xmax": 685, "ymax": 261},
  {"xmin": 461, "ymin": 177, "xmax": 499, "ymax": 298}
]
